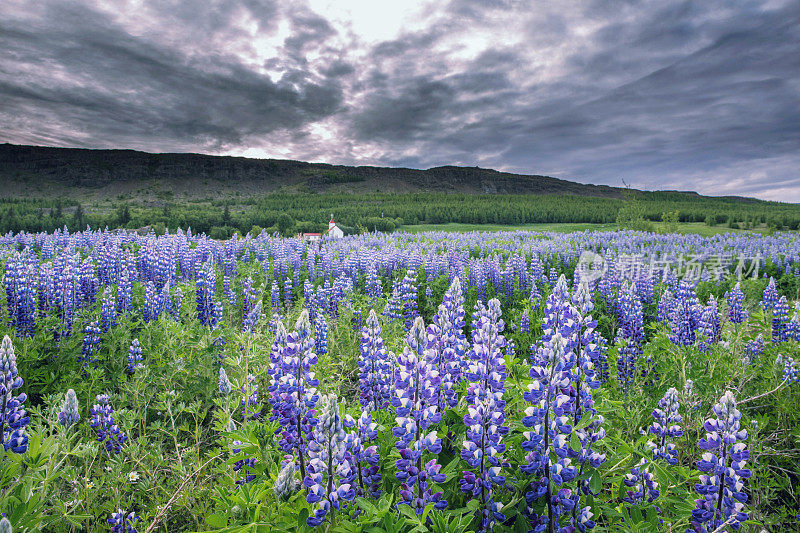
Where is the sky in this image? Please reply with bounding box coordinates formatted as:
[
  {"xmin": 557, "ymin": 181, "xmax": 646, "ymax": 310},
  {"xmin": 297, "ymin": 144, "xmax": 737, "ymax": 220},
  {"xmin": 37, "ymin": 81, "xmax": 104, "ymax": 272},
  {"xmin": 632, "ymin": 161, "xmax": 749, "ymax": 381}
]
[{"xmin": 1, "ymin": 0, "xmax": 798, "ymax": 201}]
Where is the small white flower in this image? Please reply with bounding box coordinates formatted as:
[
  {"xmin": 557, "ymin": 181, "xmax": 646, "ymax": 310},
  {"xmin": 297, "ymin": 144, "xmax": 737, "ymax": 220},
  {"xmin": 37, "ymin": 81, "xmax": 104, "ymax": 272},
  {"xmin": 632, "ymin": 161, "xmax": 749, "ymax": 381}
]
[{"xmin": 128, "ymin": 471, "xmax": 140, "ymax": 482}]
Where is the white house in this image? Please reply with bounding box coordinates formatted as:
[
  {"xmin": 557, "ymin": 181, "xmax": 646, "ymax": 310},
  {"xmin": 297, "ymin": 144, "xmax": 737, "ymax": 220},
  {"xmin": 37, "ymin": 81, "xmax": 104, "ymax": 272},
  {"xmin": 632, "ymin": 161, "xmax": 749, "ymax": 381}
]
[{"xmin": 327, "ymin": 215, "xmax": 344, "ymax": 239}]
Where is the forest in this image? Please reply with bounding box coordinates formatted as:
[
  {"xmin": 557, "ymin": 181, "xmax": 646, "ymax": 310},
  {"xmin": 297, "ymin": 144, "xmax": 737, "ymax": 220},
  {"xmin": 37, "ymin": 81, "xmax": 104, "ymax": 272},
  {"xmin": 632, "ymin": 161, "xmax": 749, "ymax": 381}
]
[{"xmin": 1, "ymin": 191, "xmax": 799, "ymax": 236}]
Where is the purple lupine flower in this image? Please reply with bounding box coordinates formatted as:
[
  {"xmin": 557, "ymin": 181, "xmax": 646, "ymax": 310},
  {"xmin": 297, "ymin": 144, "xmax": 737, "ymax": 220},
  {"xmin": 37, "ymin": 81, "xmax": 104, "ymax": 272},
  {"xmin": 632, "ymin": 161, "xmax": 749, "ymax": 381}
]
[
  {"xmin": 521, "ymin": 332, "xmax": 580, "ymax": 532},
  {"xmin": 617, "ymin": 283, "xmax": 643, "ymax": 391},
  {"xmin": 273, "ymin": 310, "xmax": 319, "ymax": 480},
  {"xmin": 314, "ymin": 313, "xmax": 328, "ymax": 357},
  {"xmin": 461, "ymin": 299, "xmax": 509, "ymax": 532},
  {"xmin": 358, "ymin": 310, "xmax": 394, "ymax": 411},
  {"xmin": 726, "ymin": 282, "xmax": 748, "ymax": 324},
  {"xmin": 1, "ymin": 336, "xmax": 29, "ymax": 454},
  {"xmin": 520, "ymin": 308, "xmax": 531, "ymax": 333},
  {"xmin": 668, "ymin": 280, "xmax": 700, "ymax": 347},
  {"xmin": 270, "ymin": 281, "xmax": 281, "ymax": 315},
  {"xmin": 366, "ymin": 265, "xmax": 382, "ymax": 302},
  {"xmin": 393, "ymin": 317, "xmax": 448, "ymax": 515},
  {"xmin": 776, "ymin": 354, "xmax": 799, "ymax": 384},
  {"xmin": 399, "ymin": 269, "xmax": 420, "ymax": 331},
  {"xmin": 384, "ymin": 279, "xmax": 404, "ymax": 322},
  {"xmin": 284, "ymin": 276, "xmax": 294, "ymax": 309},
  {"xmin": 696, "ymin": 297, "xmax": 721, "ymax": 353},
  {"xmin": 744, "ymin": 334, "xmax": 765, "ymax": 363},
  {"xmin": 79, "ymin": 321, "xmax": 101, "ymax": 368},
  {"xmin": 568, "ymin": 282, "xmax": 606, "ymax": 522},
  {"xmin": 58, "ymin": 388, "xmax": 80, "ymax": 429},
  {"xmin": 274, "ymin": 458, "xmax": 300, "ymax": 499},
  {"xmin": 90, "ymin": 394, "xmax": 128, "ymax": 454},
  {"xmin": 761, "ymin": 277, "xmax": 779, "ymax": 312},
  {"xmin": 623, "ymin": 458, "xmax": 660, "ymax": 506},
  {"xmin": 690, "ymin": 391, "xmax": 750, "ymax": 532},
  {"xmin": 100, "ymin": 286, "xmax": 117, "ymax": 332},
  {"xmin": 351, "ymin": 307, "xmax": 363, "ymax": 332},
  {"xmin": 218, "ymin": 366, "xmax": 232, "ymax": 396},
  {"xmin": 196, "ymin": 261, "xmax": 219, "ymax": 327},
  {"xmin": 127, "ymin": 339, "xmax": 143, "ymax": 374},
  {"xmin": 108, "ymin": 509, "xmax": 139, "ymax": 533},
  {"xmin": 648, "ymin": 388, "xmax": 683, "ymax": 465},
  {"xmin": 344, "ymin": 412, "xmax": 382, "ymax": 499},
  {"xmin": 656, "ymin": 290, "xmax": 674, "ymax": 324},
  {"xmin": 304, "ymin": 393, "xmax": 354, "ymax": 527},
  {"xmin": 241, "ymin": 277, "xmax": 258, "ymax": 319},
  {"xmin": 427, "ymin": 277, "xmax": 468, "ymax": 412},
  {"xmin": 242, "ymin": 300, "xmax": 263, "ymax": 333},
  {"xmin": 772, "ymin": 296, "xmax": 789, "ymax": 343}
]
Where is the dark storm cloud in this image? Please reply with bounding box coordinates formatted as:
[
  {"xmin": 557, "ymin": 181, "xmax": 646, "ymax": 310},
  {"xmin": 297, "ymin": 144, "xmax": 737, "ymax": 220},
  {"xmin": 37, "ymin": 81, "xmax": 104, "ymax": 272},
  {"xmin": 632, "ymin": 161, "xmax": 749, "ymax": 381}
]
[
  {"xmin": 1, "ymin": 0, "xmax": 798, "ymax": 199},
  {"xmin": 0, "ymin": 0, "xmax": 344, "ymax": 151}
]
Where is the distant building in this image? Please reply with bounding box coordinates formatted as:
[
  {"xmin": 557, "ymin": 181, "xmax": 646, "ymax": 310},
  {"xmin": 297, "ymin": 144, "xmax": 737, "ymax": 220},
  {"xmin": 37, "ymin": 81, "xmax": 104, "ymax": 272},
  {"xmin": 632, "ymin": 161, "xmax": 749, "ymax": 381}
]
[
  {"xmin": 300, "ymin": 232, "xmax": 321, "ymax": 243},
  {"xmin": 327, "ymin": 215, "xmax": 344, "ymax": 239}
]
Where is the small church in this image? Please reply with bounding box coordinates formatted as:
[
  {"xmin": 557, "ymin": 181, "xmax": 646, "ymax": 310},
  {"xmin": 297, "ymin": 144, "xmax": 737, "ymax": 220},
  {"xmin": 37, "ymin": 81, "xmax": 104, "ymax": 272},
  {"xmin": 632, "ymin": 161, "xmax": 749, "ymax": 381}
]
[
  {"xmin": 300, "ymin": 214, "xmax": 343, "ymax": 243},
  {"xmin": 327, "ymin": 214, "xmax": 344, "ymax": 239}
]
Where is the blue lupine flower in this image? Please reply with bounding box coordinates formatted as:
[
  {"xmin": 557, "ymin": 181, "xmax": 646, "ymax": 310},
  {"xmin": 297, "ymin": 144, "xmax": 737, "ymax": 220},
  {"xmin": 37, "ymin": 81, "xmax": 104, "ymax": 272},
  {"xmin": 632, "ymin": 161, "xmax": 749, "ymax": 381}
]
[
  {"xmin": 304, "ymin": 393, "xmax": 355, "ymax": 527},
  {"xmin": 242, "ymin": 300, "xmax": 263, "ymax": 333},
  {"xmin": 617, "ymin": 283, "xmax": 643, "ymax": 391},
  {"xmin": 762, "ymin": 277, "xmax": 779, "ymax": 312},
  {"xmin": 344, "ymin": 412, "xmax": 382, "ymax": 499},
  {"xmin": 690, "ymin": 391, "xmax": 750, "ymax": 532},
  {"xmin": 744, "ymin": 334, "xmax": 765, "ymax": 363},
  {"xmin": 366, "ymin": 265, "xmax": 382, "ymax": 302},
  {"xmin": 428, "ymin": 277, "xmax": 468, "ymax": 411},
  {"xmin": 520, "ymin": 308, "xmax": 531, "ymax": 333},
  {"xmin": 399, "ymin": 269, "xmax": 420, "ymax": 331},
  {"xmin": 196, "ymin": 261, "xmax": 220, "ymax": 327},
  {"xmin": 461, "ymin": 300, "xmax": 509, "ymax": 532},
  {"xmin": 358, "ymin": 310, "xmax": 394, "ymax": 410},
  {"xmin": 79, "ymin": 321, "xmax": 101, "ymax": 368},
  {"xmin": 772, "ymin": 296, "xmax": 789, "ymax": 343},
  {"xmin": 648, "ymin": 388, "xmax": 682, "ymax": 465},
  {"xmin": 393, "ymin": 317, "xmax": 448, "ymax": 515},
  {"xmin": 776, "ymin": 354, "xmax": 799, "ymax": 384},
  {"xmin": 100, "ymin": 286, "xmax": 117, "ymax": 332},
  {"xmin": 623, "ymin": 458, "xmax": 660, "ymax": 505},
  {"xmin": 274, "ymin": 458, "xmax": 300, "ymax": 499},
  {"xmin": 522, "ymin": 332, "xmax": 579, "ymax": 532},
  {"xmin": 127, "ymin": 339, "xmax": 143, "ymax": 374},
  {"xmin": 272, "ymin": 310, "xmax": 319, "ymax": 480},
  {"xmin": 219, "ymin": 366, "xmax": 232, "ymax": 396},
  {"xmin": 90, "ymin": 394, "xmax": 127, "ymax": 454},
  {"xmin": 58, "ymin": 388, "xmax": 80, "ymax": 429},
  {"xmin": 108, "ymin": 509, "xmax": 139, "ymax": 533},
  {"xmin": 1, "ymin": 336, "xmax": 29, "ymax": 454},
  {"xmin": 351, "ymin": 307, "xmax": 363, "ymax": 332},
  {"xmin": 668, "ymin": 281, "xmax": 700, "ymax": 347},
  {"xmin": 726, "ymin": 282, "xmax": 748, "ymax": 324},
  {"xmin": 314, "ymin": 313, "xmax": 328, "ymax": 357}
]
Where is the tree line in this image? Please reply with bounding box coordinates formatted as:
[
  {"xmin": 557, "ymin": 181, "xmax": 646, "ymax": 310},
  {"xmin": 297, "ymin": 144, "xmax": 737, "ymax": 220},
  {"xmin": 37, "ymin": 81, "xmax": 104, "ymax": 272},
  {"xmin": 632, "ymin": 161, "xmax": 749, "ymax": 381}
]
[{"xmin": 1, "ymin": 192, "xmax": 800, "ymax": 236}]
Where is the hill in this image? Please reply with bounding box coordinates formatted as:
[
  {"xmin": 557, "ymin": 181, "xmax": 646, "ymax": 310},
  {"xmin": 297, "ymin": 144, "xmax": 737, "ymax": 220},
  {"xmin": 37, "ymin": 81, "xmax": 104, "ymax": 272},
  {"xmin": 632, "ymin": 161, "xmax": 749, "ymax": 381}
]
[
  {"xmin": 2, "ymin": 143, "xmax": 629, "ymax": 199},
  {"xmin": 0, "ymin": 143, "xmax": 797, "ymax": 236}
]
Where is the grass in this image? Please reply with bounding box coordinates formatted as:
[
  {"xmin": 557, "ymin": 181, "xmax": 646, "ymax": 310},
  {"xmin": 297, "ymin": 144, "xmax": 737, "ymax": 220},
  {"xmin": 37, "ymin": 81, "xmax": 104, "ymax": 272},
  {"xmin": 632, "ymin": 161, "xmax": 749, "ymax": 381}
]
[{"xmin": 400, "ymin": 221, "xmax": 773, "ymax": 236}]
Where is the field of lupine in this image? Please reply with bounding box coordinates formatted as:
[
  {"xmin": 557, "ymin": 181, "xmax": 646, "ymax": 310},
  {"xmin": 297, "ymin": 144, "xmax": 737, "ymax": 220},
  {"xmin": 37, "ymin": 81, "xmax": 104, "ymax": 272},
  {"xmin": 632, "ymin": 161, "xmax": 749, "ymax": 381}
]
[{"xmin": 1, "ymin": 228, "xmax": 799, "ymax": 532}]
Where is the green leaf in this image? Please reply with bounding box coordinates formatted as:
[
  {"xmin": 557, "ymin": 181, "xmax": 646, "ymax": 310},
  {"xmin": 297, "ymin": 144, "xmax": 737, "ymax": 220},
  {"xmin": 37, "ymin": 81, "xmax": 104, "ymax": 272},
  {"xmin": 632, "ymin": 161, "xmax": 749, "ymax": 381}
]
[
  {"xmin": 297, "ymin": 507, "xmax": 309, "ymax": 529},
  {"xmin": 588, "ymin": 472, "xmax": 602, "ymax": 494},
  {"xmin": 205, "ymin": 513, "xmax": 228, "ymax": 528}
]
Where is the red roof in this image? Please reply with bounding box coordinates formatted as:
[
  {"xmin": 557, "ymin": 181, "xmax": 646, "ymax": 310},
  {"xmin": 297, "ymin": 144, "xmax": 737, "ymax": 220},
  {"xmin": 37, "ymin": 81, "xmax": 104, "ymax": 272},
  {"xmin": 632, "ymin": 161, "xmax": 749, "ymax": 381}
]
[{"xmin": 303, "ymin": 233, "xmax": 321, "ymax": 236}]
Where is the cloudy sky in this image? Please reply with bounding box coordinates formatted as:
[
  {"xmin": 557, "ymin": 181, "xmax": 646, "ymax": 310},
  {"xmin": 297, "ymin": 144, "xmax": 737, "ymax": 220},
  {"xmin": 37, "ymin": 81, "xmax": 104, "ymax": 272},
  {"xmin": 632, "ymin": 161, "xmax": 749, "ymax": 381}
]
[{"xmin": 1, "ymin": 0, "xmax": 798, "ymax": 200}]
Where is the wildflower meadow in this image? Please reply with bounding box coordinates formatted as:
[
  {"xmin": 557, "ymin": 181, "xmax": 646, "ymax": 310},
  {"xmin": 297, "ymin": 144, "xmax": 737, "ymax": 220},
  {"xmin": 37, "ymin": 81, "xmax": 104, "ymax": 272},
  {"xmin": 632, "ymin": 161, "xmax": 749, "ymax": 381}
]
[{"xmin": 0, "ymin": 227, "xmax": 798, "ymax": 532}]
